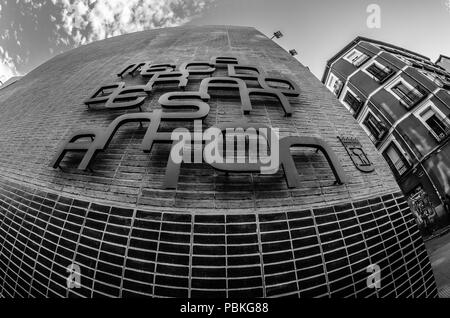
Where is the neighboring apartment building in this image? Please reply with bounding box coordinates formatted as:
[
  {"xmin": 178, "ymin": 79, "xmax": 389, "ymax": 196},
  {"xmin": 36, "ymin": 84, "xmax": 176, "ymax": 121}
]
[{"xmin": 322, "ymin": 37, "xmax": 450, "ymax": 228}]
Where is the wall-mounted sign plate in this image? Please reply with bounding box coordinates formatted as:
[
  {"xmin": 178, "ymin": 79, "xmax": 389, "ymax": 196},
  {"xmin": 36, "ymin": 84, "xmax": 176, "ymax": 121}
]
[{"xmin": 339, "ymin": 136, "xmax": 375, "ymax": 173}]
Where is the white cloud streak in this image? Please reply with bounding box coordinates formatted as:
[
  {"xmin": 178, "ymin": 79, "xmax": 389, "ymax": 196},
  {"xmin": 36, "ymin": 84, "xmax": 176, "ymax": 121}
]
[
  {"xmin": 0, "ymin": 46, "xmax": 20, "ymax": 84},
  {"xmin": 52, "ymin": 0, "xmax": 215, "ymax": 46},
  {"xmin": 0, "ymin": 0, "xmax": 214, "ymax": 83}
]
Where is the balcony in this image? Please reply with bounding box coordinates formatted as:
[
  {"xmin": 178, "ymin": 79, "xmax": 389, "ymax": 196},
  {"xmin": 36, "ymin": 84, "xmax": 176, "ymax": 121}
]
[
  {"xmin": 390, "ymin": 158, "xmax": 409, "ymax": 177},
  {"xmin": 365, "ymin": 124, "xmax": 388, "ymax": 146},
  {"xmin": 333, "ymin": 81, "xmax": 343, "ymax": 97},
  {"xmin": 393, "ymin": 84, "xmax": 428, "ymax": 109},
  {"xmin": 400, "ymin": 87, "xmax": 427, "ymax": 108},
  {"xmin": 343, "ymin": 92, "xmax": 364, "ymax": 116},
  {"xmin": 376, "ymin": 67, "xmax": 395, "ymax": 84},
  {"xmin": 352, "ymin": 54, "xmax": 370, "ymax": 67},
  {"xmin": 366, "ymin": 64, "xmax": 395, "ymax": 84}
]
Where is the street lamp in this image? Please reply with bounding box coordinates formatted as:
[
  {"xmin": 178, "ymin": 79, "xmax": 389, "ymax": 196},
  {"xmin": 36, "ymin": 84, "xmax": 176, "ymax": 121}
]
[
  {"xmin": 289, "ymin": 49, "xmax": 298, "ymax": 56},
  {"xmin": 271, "ymin": 31, "xmax": 283, "ymax": 40}
]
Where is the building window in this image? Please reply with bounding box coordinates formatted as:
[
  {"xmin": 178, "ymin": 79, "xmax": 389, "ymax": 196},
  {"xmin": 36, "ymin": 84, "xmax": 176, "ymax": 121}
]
[
  {"xmin": 343, "ymin": 90, "xmax": 364, "ymax": 114},
  {"xmin": 419, "ymin": 106, "xmax": 450, "ymax": 142},
  {"xmin": 344, "ymin": 48, "xmax": 369, "ymax": 67},
  {"xmin": 365, "ymin": 62, "xmax": 394, "ymax": 83},
  {"xmin": 383, "ymin": 143, "xmax": 409, "ymax": 176},
  {"xmin": 363, "ymin": 112, "xmax": 387, "ymax": 142},
  {"xmin": 390, "ymin": 81, "xmax": 426, "ymax": 108},
  {"xmin": 327, "ymin": 73, "xmax": 343, "ymax": 97}
]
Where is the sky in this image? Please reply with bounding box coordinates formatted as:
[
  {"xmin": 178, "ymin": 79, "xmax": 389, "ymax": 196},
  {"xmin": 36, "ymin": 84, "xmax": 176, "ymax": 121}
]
[{"xmin": 1, "ymin": 0, "xmax": 450, "ymax": 84}]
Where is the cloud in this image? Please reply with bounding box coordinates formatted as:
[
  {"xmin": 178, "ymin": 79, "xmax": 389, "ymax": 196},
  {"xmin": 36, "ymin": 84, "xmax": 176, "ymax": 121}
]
[
  {"xmin": 0, "ymin": 0, "xmax": 214, "ymax": 83},
  {"xmin": 52, "ymin": 0, "xmax": 216, "ymax": 46},
  {"xmin": 445, "ymin": 0, "xmax": 450, "ymax": 12},
  {"xmin": 0, "ymin": 46, "xmax": 20, "ymax": 84}
]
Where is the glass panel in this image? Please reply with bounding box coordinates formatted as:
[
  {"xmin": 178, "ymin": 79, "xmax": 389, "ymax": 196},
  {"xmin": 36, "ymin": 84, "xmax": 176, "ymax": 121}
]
[
  {"xmin": 352, "ymin": 53, "xmax": 369, "ymax": 67},
  {"xmin": 392, "ymin": 82, "xmax": 424, "ymax": 107},
  {"xmin": 366, "ymin": 63, "xmax": 391, "ymax": 82},
  {"xmin": 343, "ymin": 91, "xmax": 362, "ymax": 112},
  {"xmin": 347, "ymin": 50, "xmax": 357, "ymax": 61},
  {"xmin": 363, "ymin": 113, "xmax": 386, "ymax": 141},
  {"xmin": 425, "ymin": 114, "xmax": 447, "ymax": 137},
  {"xmin": 332, "ymin": 79, "xmax": 342, "ymax": 96},
  {"xmin": 385, "ymin": 144, "xmax": 408, "ymax": 175},
  {"xmin": 420, "ymin": 108, "xmax": 435, "ymax": 121}
]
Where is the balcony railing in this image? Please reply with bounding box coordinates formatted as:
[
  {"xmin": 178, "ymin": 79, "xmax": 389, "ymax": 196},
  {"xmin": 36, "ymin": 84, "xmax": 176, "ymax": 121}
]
[
  {"xmin": 431, "ymin": 126, "xmax": 450, "ymax": 143},
  {"xmin": 333, "ymin": 81, "xmax": 343, "ymax": 97},
  {"xmin": 367, "ymin": 65, "xmax": 395, "ymax": 84},
  {"xmin": 391, "ymin": 158, "xmax": 408, "ymax": 175},
  {"xmin": 352, "ymin": 54, "xmax": 370, "ymax": 67},
  {"xmin": 394, "ymin": 85, "xmax": 428, "ymax": 108},
  {"xmin": 367, "ymin": 126, "xmax": 388, "ymax": 146},
  {"xmin": 343, "ymin": 93, "xmax": 364, "ymax": 115},
  {"xmin": 401, "ymin": 89, "xmax": 425, "ymax": 107}
]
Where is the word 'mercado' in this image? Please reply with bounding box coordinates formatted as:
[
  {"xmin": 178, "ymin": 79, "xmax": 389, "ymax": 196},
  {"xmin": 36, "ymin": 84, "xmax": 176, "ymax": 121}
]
[{"xmin": 49, "ymin": 56, "xmax": 348, "ymax": 189}]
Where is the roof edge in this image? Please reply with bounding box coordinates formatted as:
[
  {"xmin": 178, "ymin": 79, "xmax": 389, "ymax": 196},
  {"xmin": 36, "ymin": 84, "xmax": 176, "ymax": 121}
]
[
  {"xmin": 436, "ymin": 54, "xmax": 450, "ymax": 64},
  {"xmin": 321, "ymin": 36, "xmax": 431, "ymax": 83}
]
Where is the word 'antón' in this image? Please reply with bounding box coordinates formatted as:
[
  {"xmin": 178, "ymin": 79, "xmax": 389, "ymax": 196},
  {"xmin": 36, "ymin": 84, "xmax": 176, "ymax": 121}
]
[
  {"xmin": 84, "ymin": 56, "xmax": 300, "ymax": 116},
  {"xmin": 49, "ymin": 111, "xmax": 347, "ymax": 189}
]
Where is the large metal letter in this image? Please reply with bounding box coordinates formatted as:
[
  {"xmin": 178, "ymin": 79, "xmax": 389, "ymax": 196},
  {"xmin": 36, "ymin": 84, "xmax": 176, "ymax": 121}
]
[
  {"xmin": 144, "ymin": 70, "xmax": 189, "ymax": 92},
  {"xmin": 227, "ymin": 64, "xmax": 265, "ymax": 81},
  {"xmin": 158, "ymin": 91, "xmax": 210, "ymax": 120},
  {"xmin": 84, "ymin": 83, "xmax": 125, "ymax": 108},
  {"xmin": 206, "ymin": 122, "xmax": 276, "ymax": 172},
  {"xmin": 49, "ymin": 130, "xmax": 102, "ymax": 169},
  {"xmin": 140, "ymin": 63, "xmax": 176, "ymax": 77},
  {"xmin": 199, "ymin": 77, "xmax": 251, "ymax": 114},
  {"xmin": 247, "ymin": 87, "xmax": 293, "ymax": 116},
  {"xmin": 104, "ymin": 85, "xmax": 148, "ymax": 110},
  {"xmin": 50, "ymin": 112, "xmax": 162, "ymax": 171},
  {"xmin": 227, "ymin": 64, "xmax": 300, "ymax": 116},
  {"xmin": 117, "ymin": 62, "xmax": 149, "ymax": 78},
  {"xmin": 211, "ymin": 56, "xmax": 239, "ymax": 67},
  {"xmin": 156, "ymin": 91, "xmax": 212, "ymax": 189},
  {"xmin": 279, "ymin": 136, "xmax": 348, "ymax": 188},
  {"xmin": 258, "ymin": 76, "xmax": 300, "ymax": 97},
  {"xmin": 179, "ymin": 62, "xmax": 215, "ymax": 76},
  {"xmin": 84, "ymin": 82, "xmax": 147, "ymax": 110}
]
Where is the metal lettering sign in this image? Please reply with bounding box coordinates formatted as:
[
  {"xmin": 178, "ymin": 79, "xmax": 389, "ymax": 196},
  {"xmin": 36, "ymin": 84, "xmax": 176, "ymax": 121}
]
[
  {"xmin": 339, "ymin": 136, "xmax": 375, "ymax": 172},
  {"xmin": 50, "ymin": 56, "xmax": 350, "ymax": 189}
]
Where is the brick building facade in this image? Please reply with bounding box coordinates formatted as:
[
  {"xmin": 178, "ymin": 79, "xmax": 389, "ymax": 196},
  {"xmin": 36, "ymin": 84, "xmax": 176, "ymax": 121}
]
[{"xmin": 0, "ymin": 26, "xmax": 437, "ymax": 297}]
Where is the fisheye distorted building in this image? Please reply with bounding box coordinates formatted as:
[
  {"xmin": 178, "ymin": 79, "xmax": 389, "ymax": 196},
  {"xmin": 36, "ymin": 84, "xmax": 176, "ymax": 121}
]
[
  {"xmin": 322, "ymin": 37, "xmax": 450, "ymax": 230},
  {"xmin": 0, "ymin": 26, "xmax": 437, "ymax": 298}
]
